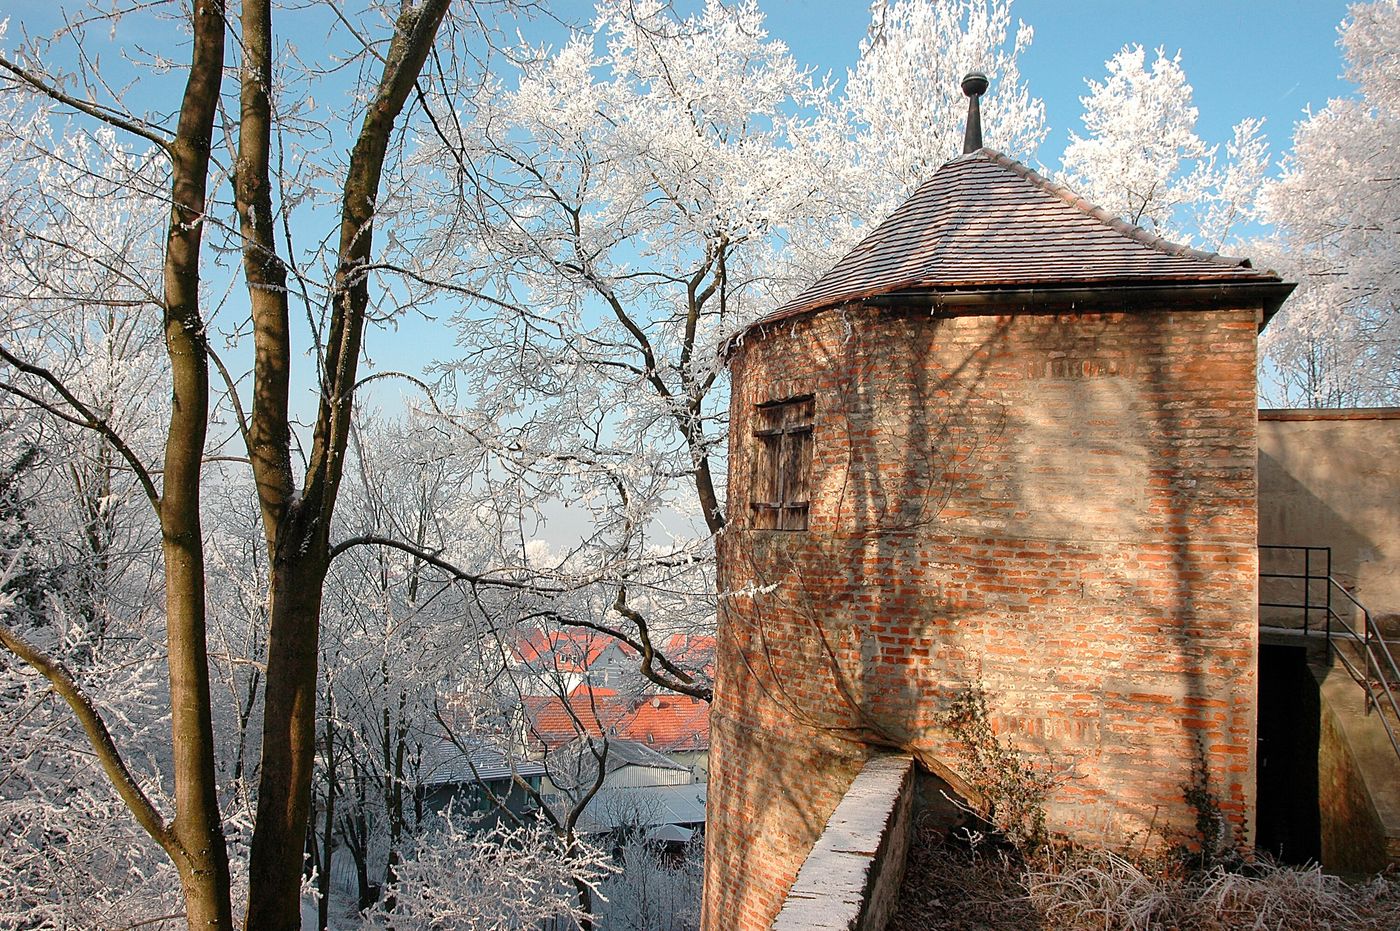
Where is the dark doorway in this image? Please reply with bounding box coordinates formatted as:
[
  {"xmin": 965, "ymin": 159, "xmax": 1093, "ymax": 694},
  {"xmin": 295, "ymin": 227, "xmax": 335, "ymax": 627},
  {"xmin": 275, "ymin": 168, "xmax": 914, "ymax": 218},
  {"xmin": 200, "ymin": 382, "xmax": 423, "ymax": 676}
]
[{"xmin": 1255, "ymin": 644, "xmax": 1321, "ymax": 863}]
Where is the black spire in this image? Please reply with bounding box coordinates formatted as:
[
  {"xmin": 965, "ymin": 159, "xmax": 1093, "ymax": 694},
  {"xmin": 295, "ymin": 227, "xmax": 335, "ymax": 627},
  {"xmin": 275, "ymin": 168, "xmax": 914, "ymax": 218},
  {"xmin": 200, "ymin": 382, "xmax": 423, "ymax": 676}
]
[{"xmin": 961, "ymin": 71, "xmax": 988, "ymax": 154}]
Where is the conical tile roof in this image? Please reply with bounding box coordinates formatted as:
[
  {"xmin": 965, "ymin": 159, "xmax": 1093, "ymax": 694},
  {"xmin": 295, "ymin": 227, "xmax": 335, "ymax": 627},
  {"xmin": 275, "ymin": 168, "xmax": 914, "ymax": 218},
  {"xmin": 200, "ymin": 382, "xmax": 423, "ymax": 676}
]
[{"xmin": 771, "ymin": 149, "xmax": 1283, "ymax": 321}]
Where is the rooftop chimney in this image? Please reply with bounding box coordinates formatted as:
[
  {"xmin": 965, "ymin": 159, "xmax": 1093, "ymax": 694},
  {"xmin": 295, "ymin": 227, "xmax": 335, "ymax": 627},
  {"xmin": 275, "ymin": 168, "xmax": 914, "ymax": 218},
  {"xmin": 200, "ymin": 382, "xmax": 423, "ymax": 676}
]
[{"xmin": 961, "ymin": 71, "xmax": 988, "ymax": 154}]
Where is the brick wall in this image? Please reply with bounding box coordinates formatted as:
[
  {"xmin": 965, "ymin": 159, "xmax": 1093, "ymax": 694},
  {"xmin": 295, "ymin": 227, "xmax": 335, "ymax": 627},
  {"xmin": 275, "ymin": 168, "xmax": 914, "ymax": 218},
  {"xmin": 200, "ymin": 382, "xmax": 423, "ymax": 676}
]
[{"xmin": 704, "ymin": 303, "xmax": 1261, "ymax": 931}]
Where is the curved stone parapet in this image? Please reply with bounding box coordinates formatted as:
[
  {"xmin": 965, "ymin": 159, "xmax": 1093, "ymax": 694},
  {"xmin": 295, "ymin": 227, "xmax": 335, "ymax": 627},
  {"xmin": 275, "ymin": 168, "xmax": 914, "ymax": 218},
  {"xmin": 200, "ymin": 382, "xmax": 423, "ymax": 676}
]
[{"xmin": 770, "ymin": 754, "xmax": 914, "ymax": 931}]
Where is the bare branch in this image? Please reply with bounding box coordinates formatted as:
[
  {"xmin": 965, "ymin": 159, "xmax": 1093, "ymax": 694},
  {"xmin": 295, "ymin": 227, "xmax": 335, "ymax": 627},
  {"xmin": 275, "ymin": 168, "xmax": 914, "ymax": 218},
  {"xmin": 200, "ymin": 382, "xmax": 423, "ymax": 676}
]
[
  {"xmin": 207, "ymin": 343, "xmax": 251, "ymax": 456},
  {"xmin": 0, "ymin": 55, "xmax": 173, "ymax": 151},
  {"xmin": 362, "ymin": 262, "xmax": 531, "ymax": 317},
  {"xmin": 20, "ymin": 231, "xmax": 164, "ymax": 308},
  {"xmin": 116, "ymin": 914, "xmax": 188, "ymax": 931},
  {"xmin": 0, "ymin": 622, "xmax": 176, "ymax": 858},
  {"xmin": 0, "ymin": 344, "xmax": 162, "ymax": 511},
  {"xmin": 328, "ymin": 534, "xmax": 563, "ymax": 594},
  {"xmin": 431, "ymin": 699, "xmax": 525, "ymax": 828},
  {"xmin": 562, "ymin": 609, "xmax": 712, "ymax": 703}
]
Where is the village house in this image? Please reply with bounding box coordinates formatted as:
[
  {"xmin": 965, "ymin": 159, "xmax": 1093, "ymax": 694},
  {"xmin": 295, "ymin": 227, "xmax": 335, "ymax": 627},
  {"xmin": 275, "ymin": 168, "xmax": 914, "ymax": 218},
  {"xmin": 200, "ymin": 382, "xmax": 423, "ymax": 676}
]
[
  {"xmin": 418, "ymin": 739, "xmax": 547, "ymax": 826},
  {"xmin": 522, "ymin": 684, "xmax": 711, "ymax": 781},
  {"xmin": 424, "ymin": 625, "xmax": 714, "ymax": 852},
  {"xmin": 510, "ymin": 626, "xmax": 641, "ymax": 695}
]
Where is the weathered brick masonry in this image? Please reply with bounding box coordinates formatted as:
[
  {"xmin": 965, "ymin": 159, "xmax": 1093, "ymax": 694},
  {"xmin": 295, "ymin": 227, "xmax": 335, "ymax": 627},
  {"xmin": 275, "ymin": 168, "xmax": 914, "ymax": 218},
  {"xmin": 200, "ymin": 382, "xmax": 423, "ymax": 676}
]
[
  {"xmin": 701, "ymin": 138, "xmax": 1293, "ymax": 929},
  {"xmin": 704, "ymin": 303, "xmax": 1263, "ymax": 930}
]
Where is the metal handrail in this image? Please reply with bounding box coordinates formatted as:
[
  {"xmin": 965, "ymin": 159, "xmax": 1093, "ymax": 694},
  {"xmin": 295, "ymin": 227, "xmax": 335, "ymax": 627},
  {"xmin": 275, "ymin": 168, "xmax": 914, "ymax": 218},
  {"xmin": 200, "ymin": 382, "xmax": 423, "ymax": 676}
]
[{"xmin": 1259, "ymin": 544, "xmax": 1400, "ymax": 762}]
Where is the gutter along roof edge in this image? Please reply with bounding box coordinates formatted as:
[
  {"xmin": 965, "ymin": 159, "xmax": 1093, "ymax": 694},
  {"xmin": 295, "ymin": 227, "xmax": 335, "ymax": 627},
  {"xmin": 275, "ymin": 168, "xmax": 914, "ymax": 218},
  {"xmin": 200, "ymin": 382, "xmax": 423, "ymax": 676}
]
[{"xmin": 720, "ymin": 279, "xmax": 1296, "ymax": 363}]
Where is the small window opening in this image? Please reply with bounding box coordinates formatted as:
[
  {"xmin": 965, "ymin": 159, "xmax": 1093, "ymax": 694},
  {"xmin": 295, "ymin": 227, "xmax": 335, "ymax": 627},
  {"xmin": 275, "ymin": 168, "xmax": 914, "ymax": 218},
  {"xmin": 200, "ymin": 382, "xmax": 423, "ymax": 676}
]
[{"xmin": 751, "ymin": 395, "xmax": 814, "ymax": 531}]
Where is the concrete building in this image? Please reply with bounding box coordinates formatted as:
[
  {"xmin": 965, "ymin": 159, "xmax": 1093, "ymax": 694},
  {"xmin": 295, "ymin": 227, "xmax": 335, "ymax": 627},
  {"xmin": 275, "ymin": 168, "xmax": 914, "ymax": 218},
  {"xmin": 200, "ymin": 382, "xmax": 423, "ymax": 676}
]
[
  {"xmin": 702, "ymin": 81, "xmax": 1294, "ymax": 930},
  {"xmin": 1258, "ymin": 408, "xmax": 1400, "ymax": 635}
]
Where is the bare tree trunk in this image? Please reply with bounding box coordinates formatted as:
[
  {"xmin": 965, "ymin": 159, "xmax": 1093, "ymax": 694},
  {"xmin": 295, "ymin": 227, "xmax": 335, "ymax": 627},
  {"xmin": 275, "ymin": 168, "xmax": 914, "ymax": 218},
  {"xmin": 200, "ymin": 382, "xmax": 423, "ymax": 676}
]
[
  {"xmin": 692, "ymin": 451, "xmax": 725, "ymax": 536},
  {"xmin": 234, "ymin": 0, "xmax": 294, "ymax": 549},
  {"xmin": 317, "ymin": 803, "xmax": 337, "ymax": 926},
  {"xmin": 243, "ymin": 3, "xmax": 452, "ymax": 927},
  {"xmin": 248, "ymin": 553, "xmax": 330, "ymax": 928},
  {"xmin": 341, "ymin": 759, "xmax": 375, "ymax": 912},
  {"xmin": 4, "ymin": 1, "xmax": 462, "ymax": 927},
  {"xmin": 382, "ymin": 687, "xmax": 409, "ymax": 909},
  {"xmin": 573, "ymin": 864, "xmax": 597, "ymax": 931},
  {"xmin": 0, "ymin": 2, "xmax": 233, "ymax": 925},
  {"xmin": 317, "ymin": 678, "xmax": 337, "ymax": 931},
  {"xmin": 159, "ymin": 0, "xmax": 233, "ymax": 925}
]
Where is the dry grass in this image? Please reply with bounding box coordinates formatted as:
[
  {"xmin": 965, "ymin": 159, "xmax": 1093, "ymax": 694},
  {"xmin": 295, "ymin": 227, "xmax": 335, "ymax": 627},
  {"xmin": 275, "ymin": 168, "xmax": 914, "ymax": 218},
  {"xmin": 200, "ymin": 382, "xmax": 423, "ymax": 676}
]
[
  {"xmin": 890, "ymin": 820, "xmax": 1400, "ymax": 931},
  {"xmin": 886, "ymin": 830, "xmax": 1038, "ymax": 931},
  {"xmin": 1027, "ymin": 851, "xmax": 1400, "ymax": 931},
  {"xmin": 902, "ymin": 687, "xmax": 1400, "ymax": 928}
]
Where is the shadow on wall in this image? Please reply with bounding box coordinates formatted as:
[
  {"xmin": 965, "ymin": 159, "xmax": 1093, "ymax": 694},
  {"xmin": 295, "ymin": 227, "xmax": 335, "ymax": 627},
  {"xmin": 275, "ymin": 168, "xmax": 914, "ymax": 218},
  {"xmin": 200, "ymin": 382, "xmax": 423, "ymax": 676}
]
[
  {"xmin": 964, "ymin": 309, "xmax": 1258, "ymax": 854},
  {"xmin": 707, "ymin": 311, "xmax": 1009, "ymax": 927},
  {"xmin": 710, "ymin": 306, "xmax": 1266, "ymax": 931},
  {"xmin": 824, "ymin": 309, "xmax": 1006, "ymax": 767},
  {"xmin": 1256, "ymin": 452, "xmax": 1363, "ymax": 629},
  {"xmin": 1143, "ymin": 316, "xmax": 1256, "ymax": 858},
  {"xmin": 731, "ymin": 311, "xmax": 1008, "ymax": 786},
  {"xmin": 1257, "ymin": 410, "xmax": 1400, "ymax": 636}
]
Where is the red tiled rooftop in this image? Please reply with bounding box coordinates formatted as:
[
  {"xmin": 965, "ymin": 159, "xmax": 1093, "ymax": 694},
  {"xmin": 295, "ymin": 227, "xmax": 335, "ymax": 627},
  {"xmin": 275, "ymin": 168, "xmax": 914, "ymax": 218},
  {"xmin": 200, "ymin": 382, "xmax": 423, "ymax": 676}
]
[
  {"xmin": 512, "ymin": 628, "xmax": 634, "ymax": 674},
  {"xmin": 522, "ymin": 687, "xmax": 619, "ymax": 748},
  {"xmin": 523, "ymin": 685, "xmax": 710, "ymax": 753},
  {"xmin": 621, "ymin": 693, "xmax": 710, "ymax": 752},
  {"xmin": 663, "ymin": 632, "xmax": 717, "ymax": 678}
]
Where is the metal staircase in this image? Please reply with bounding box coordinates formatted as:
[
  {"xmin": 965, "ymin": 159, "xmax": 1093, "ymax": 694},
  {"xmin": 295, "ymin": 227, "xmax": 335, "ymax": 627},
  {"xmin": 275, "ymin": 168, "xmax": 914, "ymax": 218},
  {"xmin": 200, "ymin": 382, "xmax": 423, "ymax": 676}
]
[{"xmin": 1259, "ymin": 544, "xmax": 1400, "ymax": 763}]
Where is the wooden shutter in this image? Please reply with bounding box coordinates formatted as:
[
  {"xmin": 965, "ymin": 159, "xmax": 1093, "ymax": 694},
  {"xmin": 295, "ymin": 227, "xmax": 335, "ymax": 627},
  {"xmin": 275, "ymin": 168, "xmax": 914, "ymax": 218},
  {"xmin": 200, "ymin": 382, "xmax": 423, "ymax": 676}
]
[{"xmin": 751, "ymin": 395, "xmax": 813, "ymax": 530}]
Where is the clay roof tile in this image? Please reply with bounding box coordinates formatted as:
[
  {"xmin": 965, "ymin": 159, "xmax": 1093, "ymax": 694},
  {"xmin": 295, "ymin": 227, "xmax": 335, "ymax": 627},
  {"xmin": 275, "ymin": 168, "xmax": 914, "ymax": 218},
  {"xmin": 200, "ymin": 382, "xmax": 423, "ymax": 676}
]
[
  {"xmin": 764, "ymin": 148, "xmax": 1283, "ymax": 326},
  {"xmin": 523, "ymin": 688, "xmax": 710, "ymax": 753}
]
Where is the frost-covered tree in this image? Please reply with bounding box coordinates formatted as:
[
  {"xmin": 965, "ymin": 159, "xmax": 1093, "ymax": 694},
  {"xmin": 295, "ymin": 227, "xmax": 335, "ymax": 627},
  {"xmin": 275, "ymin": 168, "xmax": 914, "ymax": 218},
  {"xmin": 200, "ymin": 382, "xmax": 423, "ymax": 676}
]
[
  {"xmin": 1061, "ymin": 45, "xmax": 1269, "ymax": 249},
  {"xmin": 598, "ymin": 834, "xmax": 704, "ymax": 931},
  {"xmin": 0, "ymin": 3, "xmax": 460, "ymax": 927},
  {"xmin": 310, "ymin": 411, "xmax": 498, "ymax": 920},
  {"xmin": 397, "ymin": 0, "xmax": 833, "ymax": 701},
  {"xmin": 1194, "ymin": 117, "xmax": 1272, "ymax": 252},
  {"xmin": 394, "ymin": 0, "xmax": 1044, "ymax": 703},
  {"xmin": 359, "ymin": 817, "xmax": 611, "ymax": 931},
  {"xmin": 1261, "ymin": 0, "xmax": 1400, "ymax": 406},
  {"xmin": 1062, "ymin": 45, "xmax": 1213, "ymax": 233},
  {"xmin": 0, "ymin": 0, "xmax": 1049, "ymax": 924},
  {"xmin": 0, "ymin": 85, "xmax": 182, "ymax": 930},
  {"xmin": 836, "ymin": 0, "xmax": 1045, "ymax": 225},
  {"xmin": 0, "ymin": 433, "xmax": 178, "ymax": 929}
]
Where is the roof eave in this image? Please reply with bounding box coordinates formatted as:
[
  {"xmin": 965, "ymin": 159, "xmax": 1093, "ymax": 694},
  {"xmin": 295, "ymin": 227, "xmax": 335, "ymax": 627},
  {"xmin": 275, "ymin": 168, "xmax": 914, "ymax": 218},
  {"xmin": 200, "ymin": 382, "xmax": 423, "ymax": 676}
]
[
  {"xmin": 722, "ymin": 279, "xmax": 1297, "ymax": 363},
  {"xmin": 865, "ymin": 280, "xmax": 1297, "ymax": 325}
]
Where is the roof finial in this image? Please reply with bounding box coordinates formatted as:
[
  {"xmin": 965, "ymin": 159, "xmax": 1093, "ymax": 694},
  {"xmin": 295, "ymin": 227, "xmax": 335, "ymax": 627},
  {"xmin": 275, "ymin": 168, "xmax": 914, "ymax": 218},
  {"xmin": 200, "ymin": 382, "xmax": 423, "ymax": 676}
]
[{"xmin": 961, "ymin": 71, "xmax": 988, "ymax": 154}]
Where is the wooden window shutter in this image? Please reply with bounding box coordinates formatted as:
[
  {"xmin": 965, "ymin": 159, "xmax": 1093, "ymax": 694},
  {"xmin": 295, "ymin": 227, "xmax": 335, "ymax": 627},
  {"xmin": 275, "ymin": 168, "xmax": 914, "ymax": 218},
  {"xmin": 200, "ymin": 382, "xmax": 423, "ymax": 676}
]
[{"xmin": 751, "ymin": 395, "xmax": 814, "ymax": 530}]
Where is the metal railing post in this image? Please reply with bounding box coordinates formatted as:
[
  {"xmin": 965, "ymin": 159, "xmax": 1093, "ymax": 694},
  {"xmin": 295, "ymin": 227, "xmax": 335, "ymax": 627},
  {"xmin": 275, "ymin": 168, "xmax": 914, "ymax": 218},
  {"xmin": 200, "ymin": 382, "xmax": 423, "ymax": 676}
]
[
  {"xmin": 1259, "ymin": 543, "xmax": 1400, "ymax": 761},
  {"xmin": 1364, "ymin": 604, "xmax": 1376, "ymax": 715},
  {"xmin": 1324, "ymin": 548, "xmax": 1332, "ymax": 644},
  {"xmin": 1304, "ymin": 547, "xmax": 1312, "ymax": 636}
]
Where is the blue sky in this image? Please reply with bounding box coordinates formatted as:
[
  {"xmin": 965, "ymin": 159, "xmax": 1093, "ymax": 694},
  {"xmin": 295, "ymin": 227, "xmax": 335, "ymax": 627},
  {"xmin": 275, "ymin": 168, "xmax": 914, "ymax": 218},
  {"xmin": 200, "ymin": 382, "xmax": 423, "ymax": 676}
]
[
  {"xmin": 519, "ymin": 1, "xmax": 1358, "ymax": 163},
  {"xmin": 4, "ymin": 0, "xmax": 1358, "ymax": 170},
  {"xmin": 2, "ymin": 0, "xmax": 1364, "ymax": 410},
  {"xmin": 762, "ymin": 0, "xmax": 1356, "ymax": 164},
  {"xmin": 363, "ymin": 0, "xmax": 1362, "ymax": 406}
]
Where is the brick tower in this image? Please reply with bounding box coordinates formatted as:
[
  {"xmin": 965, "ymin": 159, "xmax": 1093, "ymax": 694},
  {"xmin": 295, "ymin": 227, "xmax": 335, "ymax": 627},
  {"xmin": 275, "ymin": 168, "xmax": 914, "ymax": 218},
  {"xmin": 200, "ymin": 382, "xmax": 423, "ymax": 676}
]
[{"xmin": 702, "ymin": 79, "xmax": 1293, "ymax": 930}]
